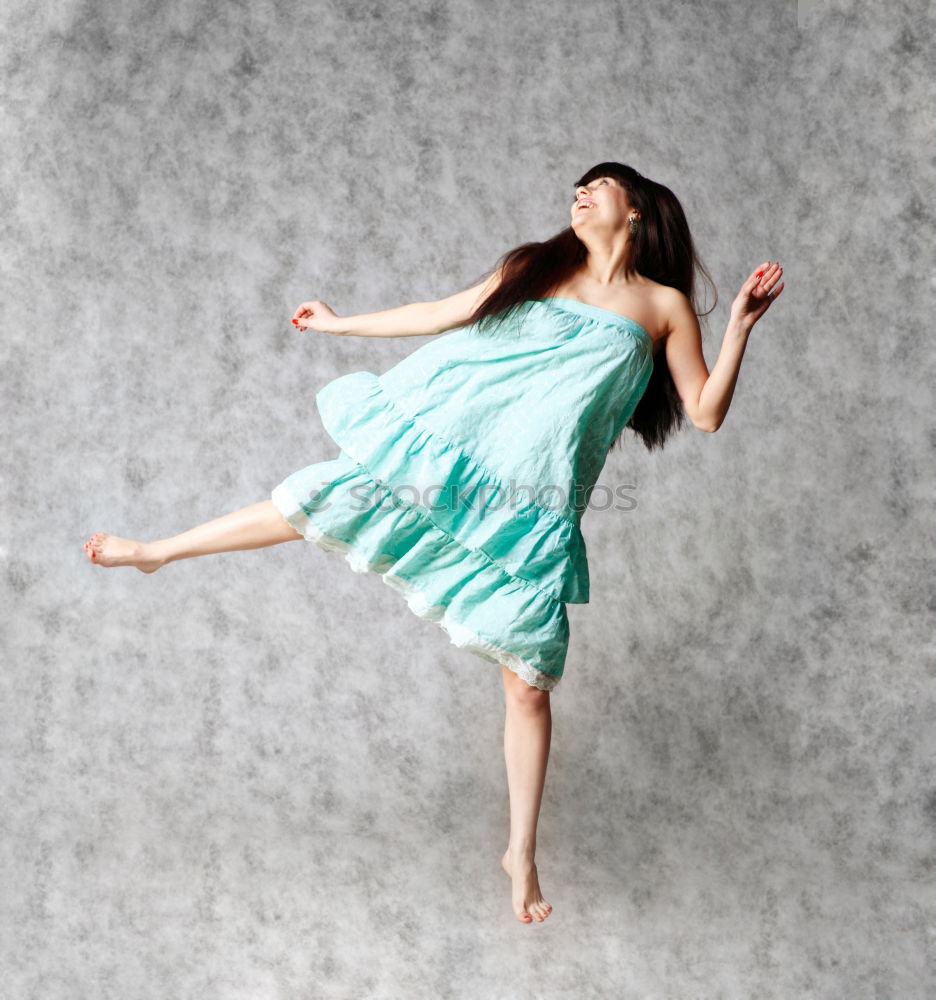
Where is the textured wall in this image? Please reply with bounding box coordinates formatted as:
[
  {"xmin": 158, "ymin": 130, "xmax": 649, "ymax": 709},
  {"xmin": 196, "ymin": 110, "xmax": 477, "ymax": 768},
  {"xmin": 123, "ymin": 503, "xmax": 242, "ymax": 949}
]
[{"xmin": 2, "ymin": 0, "xmax": 933, "ymax": 996}]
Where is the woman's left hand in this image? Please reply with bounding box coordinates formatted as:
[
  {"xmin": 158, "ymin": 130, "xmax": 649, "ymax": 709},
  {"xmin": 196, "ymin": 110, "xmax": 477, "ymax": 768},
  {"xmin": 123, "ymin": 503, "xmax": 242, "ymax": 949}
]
[{"xmin": 730, "ymin": 261, "xmax": 784, "ymax": 330}]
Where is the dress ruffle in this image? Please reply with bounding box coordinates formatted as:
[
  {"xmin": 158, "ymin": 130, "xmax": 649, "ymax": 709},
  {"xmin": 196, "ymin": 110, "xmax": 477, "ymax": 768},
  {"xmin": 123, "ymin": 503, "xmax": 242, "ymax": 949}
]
[
  {"xmin": 314, "ymin": 370, "xmax": 590, "ymax": 605},
  {"xmin": 272, "ymin": 451, "xmax": 569, "ymax": 691}
]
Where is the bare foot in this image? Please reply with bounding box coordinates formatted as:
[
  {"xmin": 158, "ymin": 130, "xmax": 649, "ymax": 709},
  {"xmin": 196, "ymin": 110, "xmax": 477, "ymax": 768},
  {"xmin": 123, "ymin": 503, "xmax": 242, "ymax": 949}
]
[
  {"xmin": 83, "ymin": 533, "xmax": 164, "ymax": 574},
  {"xmin": 501, "ymin": 849, "xmax": 553, "ymax": 923}
]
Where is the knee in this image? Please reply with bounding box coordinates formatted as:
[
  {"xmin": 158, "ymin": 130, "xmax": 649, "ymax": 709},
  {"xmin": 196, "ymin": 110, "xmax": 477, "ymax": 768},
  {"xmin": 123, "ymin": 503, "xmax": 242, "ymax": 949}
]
[{"xmin": 502, "ymin": 666, "xmax": 551, "ymax": 711}]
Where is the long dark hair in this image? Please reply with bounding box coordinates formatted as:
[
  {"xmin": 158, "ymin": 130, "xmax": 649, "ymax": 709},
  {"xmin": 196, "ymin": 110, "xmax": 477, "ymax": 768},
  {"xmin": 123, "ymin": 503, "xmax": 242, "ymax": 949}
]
[{"xmin": 462, "ymin": 162, "xmax": 717, "ymax": 453}]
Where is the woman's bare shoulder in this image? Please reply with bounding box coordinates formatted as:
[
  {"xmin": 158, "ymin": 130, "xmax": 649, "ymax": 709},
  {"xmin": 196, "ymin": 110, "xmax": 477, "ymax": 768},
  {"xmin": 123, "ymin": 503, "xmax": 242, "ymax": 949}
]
[
  {"xmin": 649, "ymin": 281, "xmax": 693, "ymax": 323},
  {"xmin": 645, "ymin": 276, "xmax": 686, "ymax": 301}
]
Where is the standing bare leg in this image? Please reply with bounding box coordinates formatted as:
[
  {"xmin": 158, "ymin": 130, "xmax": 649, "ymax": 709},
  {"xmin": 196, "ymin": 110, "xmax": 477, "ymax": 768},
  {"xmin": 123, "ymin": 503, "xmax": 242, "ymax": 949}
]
[
  {"xmin": 83, "ymin": 500, "xmax": 302, "ymax": 573},
  {"xmin": 499, "ymin": 664, "xmax": 554, "ymax": 923}
]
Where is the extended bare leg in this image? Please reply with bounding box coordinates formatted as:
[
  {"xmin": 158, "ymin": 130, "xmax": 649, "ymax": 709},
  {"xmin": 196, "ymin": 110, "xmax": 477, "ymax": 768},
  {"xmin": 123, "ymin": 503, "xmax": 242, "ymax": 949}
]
[
  {"xmin": 83, "ymin": 500, "xmax": 302, "ymax": 574},
  {"xmin": 499, "ymin": 664, "xmax": 554, "ymax": 923}
]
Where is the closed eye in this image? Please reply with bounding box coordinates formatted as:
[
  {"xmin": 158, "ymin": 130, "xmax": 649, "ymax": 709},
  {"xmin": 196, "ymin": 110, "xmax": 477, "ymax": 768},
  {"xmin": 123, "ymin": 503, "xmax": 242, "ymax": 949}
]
[{"xmin": 572, "ymin": 178, "xmax": 610, "ymax": 203}]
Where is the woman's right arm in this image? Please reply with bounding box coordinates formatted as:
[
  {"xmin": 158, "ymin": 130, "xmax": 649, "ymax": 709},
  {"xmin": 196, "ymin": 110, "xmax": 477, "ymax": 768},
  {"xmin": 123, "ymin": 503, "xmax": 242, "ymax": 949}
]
[{"xmin": 294, "ymin": 267, "xmax": 504, "ymax": 339}]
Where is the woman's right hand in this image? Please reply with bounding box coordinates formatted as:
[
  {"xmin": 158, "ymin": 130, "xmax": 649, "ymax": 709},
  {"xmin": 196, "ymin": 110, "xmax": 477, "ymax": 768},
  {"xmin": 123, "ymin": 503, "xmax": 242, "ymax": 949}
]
[{"xmin": 292, "ymin": 300, "xmax": 343, "ymax": 335}]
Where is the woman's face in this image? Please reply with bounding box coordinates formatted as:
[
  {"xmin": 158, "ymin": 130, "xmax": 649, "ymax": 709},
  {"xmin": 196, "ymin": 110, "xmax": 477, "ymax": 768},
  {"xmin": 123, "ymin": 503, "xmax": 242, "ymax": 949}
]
[{"xmin": 570, "ymin": 176, "xmax": 635, "ymax": 234}]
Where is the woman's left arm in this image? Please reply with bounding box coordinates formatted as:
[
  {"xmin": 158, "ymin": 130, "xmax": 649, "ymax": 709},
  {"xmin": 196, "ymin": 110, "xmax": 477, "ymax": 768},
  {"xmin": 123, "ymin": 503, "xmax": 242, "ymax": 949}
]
[{"xmin": 664, "ymin": 261, "xmax": 784, "ymax": 433}]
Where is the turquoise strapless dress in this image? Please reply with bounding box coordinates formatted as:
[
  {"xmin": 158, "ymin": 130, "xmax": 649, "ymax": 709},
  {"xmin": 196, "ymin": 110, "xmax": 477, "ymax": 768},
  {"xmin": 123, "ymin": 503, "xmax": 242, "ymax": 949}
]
[{"xmin": 271, "ymin": 297, "xmax": 654, "ymax": 691}]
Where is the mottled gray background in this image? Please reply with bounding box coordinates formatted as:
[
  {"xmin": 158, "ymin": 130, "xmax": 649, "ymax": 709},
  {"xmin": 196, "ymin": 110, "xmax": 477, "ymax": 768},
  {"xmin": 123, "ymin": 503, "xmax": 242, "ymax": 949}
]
[{"xmin": 2, "ymin": 0, "xmax": 933, "ymax": 997}]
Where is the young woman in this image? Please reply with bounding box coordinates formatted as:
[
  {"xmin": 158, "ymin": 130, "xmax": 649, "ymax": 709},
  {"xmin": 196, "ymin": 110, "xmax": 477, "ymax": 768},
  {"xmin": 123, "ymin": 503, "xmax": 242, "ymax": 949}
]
[{"xmin": 83, "ymin": 161, "xmax": 784, "ymax": 924}]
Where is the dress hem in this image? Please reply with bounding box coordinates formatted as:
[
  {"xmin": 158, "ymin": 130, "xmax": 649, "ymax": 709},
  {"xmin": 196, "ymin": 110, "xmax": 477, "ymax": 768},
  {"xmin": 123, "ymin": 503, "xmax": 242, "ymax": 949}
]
[{"xmin": 271, "ymin": 483, "xmax": 562, "ymax": 693}]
